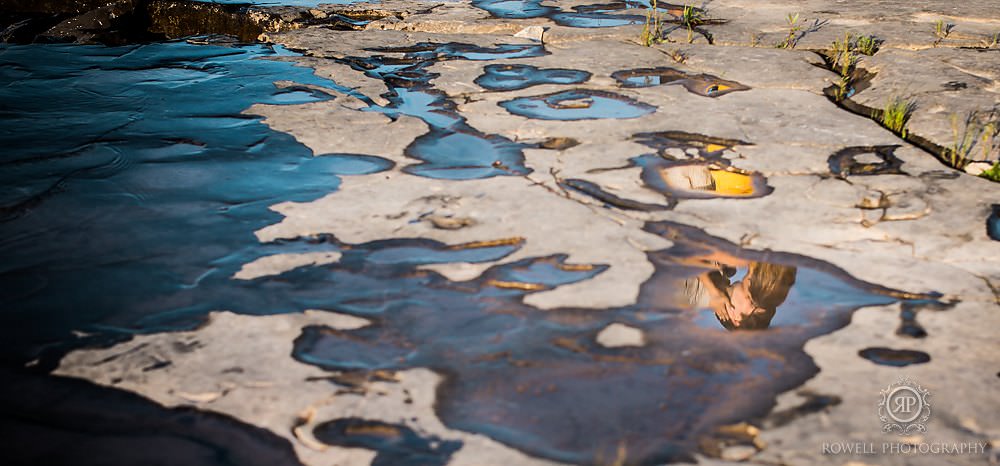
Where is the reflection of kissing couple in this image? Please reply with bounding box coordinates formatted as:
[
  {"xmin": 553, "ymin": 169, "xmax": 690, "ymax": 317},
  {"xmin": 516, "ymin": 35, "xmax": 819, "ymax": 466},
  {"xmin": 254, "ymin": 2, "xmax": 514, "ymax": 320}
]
[{"xmin": 686, "ymin": 262, "xmax": 797, "ymax": 330}]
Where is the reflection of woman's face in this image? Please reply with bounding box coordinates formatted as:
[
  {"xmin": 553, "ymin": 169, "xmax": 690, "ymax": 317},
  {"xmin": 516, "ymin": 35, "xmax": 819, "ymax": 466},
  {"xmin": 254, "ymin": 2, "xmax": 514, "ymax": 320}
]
[{"xmin": 725, "ymin": 279, "xmax": 758, "ymax": 326}]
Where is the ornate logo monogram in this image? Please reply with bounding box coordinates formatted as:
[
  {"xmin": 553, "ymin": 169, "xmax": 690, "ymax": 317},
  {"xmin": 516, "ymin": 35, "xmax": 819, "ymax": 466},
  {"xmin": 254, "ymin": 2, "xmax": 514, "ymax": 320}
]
[{"xmin": 878, "ymin": 378, "xmax": 931, "ymax": 435}]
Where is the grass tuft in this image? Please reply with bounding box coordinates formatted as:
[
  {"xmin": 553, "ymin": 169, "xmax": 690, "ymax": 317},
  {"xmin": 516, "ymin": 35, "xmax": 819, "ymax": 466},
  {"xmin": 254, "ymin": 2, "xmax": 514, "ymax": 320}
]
[
  {"xmin": 640, "ymin": 0, "xmax": 665, "ymax": 46},
  {"xmin": 877, "ymin": 96, "xmax": 916, "ymax": 138},
  {"xmin": 855, "ymin": 34, "xmax": 880, "ymax": 55},
  {"xmin": 933, "ymin": 20, "xmax": 954, "ymax": 46},
  {"xmin": 940, "ymin": 112, "xmax": 998, "ymax": 169},
  {"xmin": 981, "ymin": 162, "xmax": 1000, "ymax": 182},
  {"xmin": 775, "ymin": 13, "xmax": 802, "ymax": 49},
  {"xmin": 828, "ymin": 33, "xmax": 861, "ymax": 101}
]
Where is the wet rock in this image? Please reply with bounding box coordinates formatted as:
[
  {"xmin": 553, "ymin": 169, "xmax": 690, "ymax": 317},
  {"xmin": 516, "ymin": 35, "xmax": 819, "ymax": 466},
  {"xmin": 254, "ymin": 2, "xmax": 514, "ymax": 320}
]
[{"xmin": 8, "ymin": 2, "xmax": 1000, "ymax": 465}]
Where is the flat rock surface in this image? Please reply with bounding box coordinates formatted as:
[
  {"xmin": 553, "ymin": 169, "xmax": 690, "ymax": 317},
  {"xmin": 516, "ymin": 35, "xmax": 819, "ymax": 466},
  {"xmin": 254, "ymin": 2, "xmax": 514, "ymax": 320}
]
[{"xmin": 21, "ymin": 0, "xmax": 1000, "ymax": 465}]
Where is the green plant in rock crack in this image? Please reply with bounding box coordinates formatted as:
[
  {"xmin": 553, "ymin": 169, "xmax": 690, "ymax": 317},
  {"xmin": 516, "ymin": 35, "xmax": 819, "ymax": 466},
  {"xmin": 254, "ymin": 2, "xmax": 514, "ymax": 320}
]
[
  {"xmin": 981, "ymin": 162, "xmax": 1000, "ymax": 182},
  {"xmin": 877, "ymin": 96, "xmax": 916, "ymax": 139},
  {"xmin": 933, "ymin": 20, "xmax": 954, "ymax": 46},
  {"xmin": 855, "ymin": 34, "xmax": 880, "ymax": 55},
  {"xmin": 829, "ymin": 33, "xmax": 854, "ymax": 67},
  {"xmin": 943, "ymin": 112, "xmax": 999, "ymax": 169},
  {"xmin": 830, "ymin": 32, "xmax": 879, "ymax": 62},
  {"xmin": 641, "ymin": 0, "xmax": 666, "ymax": 46},
  {"xmin": 680, "ymin": 4, "xmax": 704, "ymax": 43},
  {"xmin": 776, "ymin": 13, "xmax": 802, "ymax": 49},
  {"xmin": 828, "ymin": 33, "xmax": 860, "ymax": 101}
]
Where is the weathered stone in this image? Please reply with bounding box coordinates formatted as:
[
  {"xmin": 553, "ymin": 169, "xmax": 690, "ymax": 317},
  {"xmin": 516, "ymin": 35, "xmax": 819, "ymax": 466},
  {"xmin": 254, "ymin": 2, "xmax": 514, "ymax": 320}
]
[
  {"xmin": 35, "ymin": 1, "xmax": 1000, "ymax": 465},
  {"xmin": 595, "ymin": 323, "xmax": 646, "ymax": 347}
]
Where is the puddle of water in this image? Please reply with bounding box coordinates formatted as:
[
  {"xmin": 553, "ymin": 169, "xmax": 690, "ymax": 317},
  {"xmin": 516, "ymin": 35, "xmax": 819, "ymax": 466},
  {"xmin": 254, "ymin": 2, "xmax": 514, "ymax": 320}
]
[
  {"xmin": 612, "ymin": 67, "xmax": 750, "ymax": 97},
  {"xmin": 635, "ymin": 155, "xmax": 773, "ymax": 199},
  {"xmin": 0, "ymin": 36, "xmax": 946, "ymax": 466},
  {"xmin": 987, "ymin": 204, "xmax": 1000, "ymax": 241},
  {"xmin": 313, "ymin": 418, "xmax": 462, "ymax": 466},
  {"xmin": 368, "ymin": 43, "xmax": 547, "ymax": 62},
  {"xmin": 574, "ymin": 1, "xmax": 684, "ymax": 15},
  {"xmin": 579, "ymin": 132, "xmax": 770, "ymax": 205},
  {"xmin": 344, "ymin": 43, "xmax": 548, "ymax": 178},
  {"xmin": 858, "ymin": 347, "xmax": 931, "ymax": 367},
  {"xmin": 471, "ymin": 0, "xmax": 557, "ymax": 19},
  {"xmin": 319, "ymin": 154, "xmax": 397, "ymax": 175},
  {"xmin": 897, "ymin": 305, "xmax": 928, "ymax": 338},
  {"xmin": 290, "ymin": 221, "xmax": 932, "ymax": 464},
  {"xmin": 828, "ymin": 145, "xmax": 905, "ymax": 177},
  {"xmin": 632, "ymin": 130, "xmax": 749, "ymax": 159},
  {"xmin": 549, "ymin": 12, "xmax": 646, "ymax": 28},
  {"xmin": 470, "ymin": 0, "xmax": 679, "ymax": 24},
  {"xmin": 474, "ymin": 64, "xmax": 591, "ymax": 91},
  {"xmin": 403, "ymin": 129, "xmax": 532, "ymax": 179},
  {"xmin": 0, "ymin": 41, "xmax": 391, "ymax": 366},
  {"xmin": 348, "ymin": 238, "xmax": 523, "ymax": 267},
  {"xmin": 500, "ymin": 89, "xmax": 655, "ymax": 120}
]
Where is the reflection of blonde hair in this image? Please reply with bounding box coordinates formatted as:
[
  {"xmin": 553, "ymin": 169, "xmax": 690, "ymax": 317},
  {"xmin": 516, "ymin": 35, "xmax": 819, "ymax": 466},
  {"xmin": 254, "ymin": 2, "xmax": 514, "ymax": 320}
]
[
  {"xmin": 719, "ymin": 262, "xmax": 797, "ymax": 331},
  {"xmin": 748, "ymin": 262, "xmax": 797, "ymax": 311}
]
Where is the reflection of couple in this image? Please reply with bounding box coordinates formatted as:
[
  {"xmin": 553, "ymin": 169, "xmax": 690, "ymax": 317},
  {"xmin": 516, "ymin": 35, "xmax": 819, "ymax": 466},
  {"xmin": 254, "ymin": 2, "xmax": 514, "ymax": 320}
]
[
  {"xmin": 685, "ymin": 262, "xmax": 797, "ymax": 330},
  {"xmin": 660, "ymin": 164, "xmax": 755, "ymax": 196}
]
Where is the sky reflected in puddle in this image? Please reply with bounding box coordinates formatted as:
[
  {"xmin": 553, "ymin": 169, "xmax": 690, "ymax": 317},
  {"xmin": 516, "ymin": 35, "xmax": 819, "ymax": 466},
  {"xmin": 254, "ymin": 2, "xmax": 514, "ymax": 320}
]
[
  {"xmin": 343, "ymin": 42, "xmax": 546, "ymax": 179},
  {"xmin": 500, "ymin": 89, "xmax": 656, "ymax": 120},
  {"xmin": 289, "ymin": 222, "xmax": 927, "ymax": 464}
]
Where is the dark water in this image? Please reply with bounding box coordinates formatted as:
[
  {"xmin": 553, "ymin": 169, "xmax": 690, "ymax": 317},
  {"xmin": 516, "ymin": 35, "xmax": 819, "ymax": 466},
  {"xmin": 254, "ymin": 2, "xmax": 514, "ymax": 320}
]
[
  {"xmin": 313, "ymin": 418, "xmax": 462, "ymax": 466},
  {"xmin": 0, "ymin": 41, "xmax": 375, "ymax": 366},
  {"xmin": 1, "ymin": 368, "xmax": 303, "ymax": 466},
  {"xmin": 500, "ymin": 89, "xmax": 656, "ymax": 120},
  {"xmin": 828, "ymin": 145, "xmax": 905, "ymax": 177},
  {"xmin": 987, "ymin": 204, "xmax": 1000, "ymax": 241},
  {"xmin": 291, "ymin": 222, "xmax": 926, "ymax": 463},
  {"xmin": 0, "ymin": 37, "xmax": 942, "ymax": 466},
  {"xmin": 858, "ymin": 347, "xmax": 932, "ymax": 367}
]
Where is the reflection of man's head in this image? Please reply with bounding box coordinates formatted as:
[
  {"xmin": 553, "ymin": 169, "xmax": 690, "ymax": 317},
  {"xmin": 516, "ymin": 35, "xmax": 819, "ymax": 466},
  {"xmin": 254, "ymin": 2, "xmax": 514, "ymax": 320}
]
[{"xmin": 717, "ymin": 262, "xmax": 797, "ymax": 331}]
